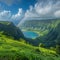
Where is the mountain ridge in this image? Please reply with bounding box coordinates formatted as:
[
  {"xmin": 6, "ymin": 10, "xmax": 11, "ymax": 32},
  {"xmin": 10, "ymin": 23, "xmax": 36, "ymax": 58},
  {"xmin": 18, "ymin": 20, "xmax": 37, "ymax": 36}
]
[{"xmin": 0, "ymin": 21, "xmax": 25, "ymax": 40}]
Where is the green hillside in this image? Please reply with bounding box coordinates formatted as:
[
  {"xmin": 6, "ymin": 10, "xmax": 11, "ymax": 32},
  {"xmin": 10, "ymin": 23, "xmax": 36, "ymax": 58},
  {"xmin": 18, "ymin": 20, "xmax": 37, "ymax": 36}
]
[
  {"xmin": 0, "ymin": 21, "xmax": 24, "ymax": 40},
  {"xmin": 0, "ymin": 34, "xmax": 60, "ymax": 60},
  {"xmin": 18, "ymin": 19, "xmax": 60, "ymax": 47},
  {"xmin": 34, "ymin": 21, "xmax": 60, "ymax": 47},
  {"xmin": 0, "ymin": 21, "xmax": 60, "ymax": 60},
  {"xmin": 0, "ymin": 21, "xmax": 11, "ymax": 25},
  {"xmin": 19, "ymin": 19, "xmax": 60, "ymax": 36}
]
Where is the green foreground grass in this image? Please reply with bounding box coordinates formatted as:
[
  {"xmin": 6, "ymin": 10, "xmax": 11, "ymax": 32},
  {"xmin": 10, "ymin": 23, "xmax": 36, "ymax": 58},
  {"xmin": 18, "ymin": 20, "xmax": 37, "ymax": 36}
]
[{"xmin": 0, "ymin": 35, "xmax": 60, "ymax": 60}]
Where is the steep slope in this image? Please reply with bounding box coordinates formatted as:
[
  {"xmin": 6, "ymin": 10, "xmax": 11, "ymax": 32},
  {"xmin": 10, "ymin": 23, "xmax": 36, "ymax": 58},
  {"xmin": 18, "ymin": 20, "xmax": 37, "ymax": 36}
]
[
  {"xmin": 18, "ymin": 19, "xmax": 60, "ymax": 47},
  {"xmin": 0, "ymin": 35, "xmax": 59, "ymax": 60},
  {"xmin": 18, "ymin": 19, "xmax": 60, "ymax": 37},
  {"xmin": 19, "ymin": 19, "xmax": 59, "ymax": 30},
  {"xmin": 34, "ymin": 21, "xmax": 60, "ymax": 47},
  {"xmin": 0, "ymin": 21, "xmax": 24, "ymax": 40},
  {"xmin": 0, "ymin": 21, "xmax": 60, "ymax": 60}
]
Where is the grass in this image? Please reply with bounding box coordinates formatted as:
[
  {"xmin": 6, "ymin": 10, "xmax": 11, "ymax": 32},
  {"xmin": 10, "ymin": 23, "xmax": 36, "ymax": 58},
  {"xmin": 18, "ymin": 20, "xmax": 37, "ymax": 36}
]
[
  {"xmin": 0, "ymin": 21, "xmax": 11, "ymax": 25},
  {"xmin": 0, "ymin": 34, "xmax": 60, "ymax": 60}
]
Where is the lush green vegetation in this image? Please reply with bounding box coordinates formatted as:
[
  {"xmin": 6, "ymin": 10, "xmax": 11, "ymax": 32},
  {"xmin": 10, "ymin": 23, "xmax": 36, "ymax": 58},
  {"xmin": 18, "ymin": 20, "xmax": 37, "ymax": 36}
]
[
  {"xmin": 0, "ymin": 34, "xmax": 60, "ymax": 60},
  {"xmin": 0, "ymin": 21, "xmax": 11, "ymax": 25},
  {"xmin": 19, "ymin": 19, "xmax": 60, "ymax": 37},
  {"xmin": 19, "ymin": 19, "xmax": 60, "ymax": 47},
  {"xmin": 19, "ymin": 19, "xmax": 59, "ymax": 36},
  {"xmin": 0, "ymin": 21, "xmax": 24, "ymax": 40},
  {"xmin": 0, "ymin": 21, "xmax": 60, "ymax": 60}
]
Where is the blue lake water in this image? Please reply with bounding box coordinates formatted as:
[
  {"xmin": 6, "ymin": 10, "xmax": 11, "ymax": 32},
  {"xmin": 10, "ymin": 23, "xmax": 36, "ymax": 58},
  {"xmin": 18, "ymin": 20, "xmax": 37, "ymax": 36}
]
[{"xmin": 23, "ymin": 31, "xmax": 39, "ymax": 39}]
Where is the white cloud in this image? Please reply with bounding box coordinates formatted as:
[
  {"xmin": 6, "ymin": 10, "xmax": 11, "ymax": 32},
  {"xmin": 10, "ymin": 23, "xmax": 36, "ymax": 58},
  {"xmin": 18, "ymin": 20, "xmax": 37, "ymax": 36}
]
[
  {"xmin": 0, "ymin": 10, "xmax": 11, "ymax": 21},
  {"xmin": 24, "ymin": 0, "xmax": 60, "ymax": 19},
  {"xmin": 0, "ymin": 8, "xmax": 24, "ymax": 22},
  {"xmin": 54, "ymin": 10, "xmax": 60, "ymax": 17},
  {"xmin": 11, "ymin": 8, "xmax": 23, "ymax": 20},
  {"xmin": 18, "ymin": 0, "xmax": 60, "ymax": 25},
  {"xmin": 0, "ymin": 0, "xmax": 60, "ymax": 25}
]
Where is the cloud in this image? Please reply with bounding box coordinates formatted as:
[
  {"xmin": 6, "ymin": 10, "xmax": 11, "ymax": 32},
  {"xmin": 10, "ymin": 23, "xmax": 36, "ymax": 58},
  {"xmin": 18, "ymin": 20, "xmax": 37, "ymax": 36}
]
[
  {"xmin": 0, "ymin": 8, "xmax": 24, "ymax": 23},
  {"xmin": 54, "ymin": 10, "xmax": 60, "ymax": 17},
  {"xmin": 0, "ymin": 0, "xmax": 60, "ymax": 25},
  {"xmin": 25, "ymin": 0, "xmax": 60, "ymax": 18},
  {"xmin": 0, "ymin": 10, "xmax": 11, "ymax": 21},
  {"xmin": 11, "ymin": 8, "xmax": 23, "ymax": 20},
  {"xmin": 18, "ymin": 0, "xmax": 60, "ymax": 26},
  {"xmin": 0, "ymin": 0, "xmax": 21, "ymax": 6}
]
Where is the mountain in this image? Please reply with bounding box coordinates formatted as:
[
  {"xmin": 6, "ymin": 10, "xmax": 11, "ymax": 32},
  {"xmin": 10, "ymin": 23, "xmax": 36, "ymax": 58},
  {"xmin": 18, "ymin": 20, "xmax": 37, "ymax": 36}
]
[
  {"xmin": 31, "ymin": 20, "xmax": 60, "ymax": 47},
  {"xmin": 35, "ymin": 21, "xmax": 60, "ymax": 47},
  {"xmin": 0, "ymin": 21, "xmax": 60, "ymax": 60},
  {"xmin": 18, "ymin": 19, "xmax": 60, "ymax": 47},
  {"xmin": 18, "ymin": 19, "xmax": 60, "ymax": 37},
  {"xmin": 19, "ymin": 18, "xmax": 59, "ymax": 29},
  {"xmin": 0, "ymin": 21, "xmax": 25, "ymax": 40}
]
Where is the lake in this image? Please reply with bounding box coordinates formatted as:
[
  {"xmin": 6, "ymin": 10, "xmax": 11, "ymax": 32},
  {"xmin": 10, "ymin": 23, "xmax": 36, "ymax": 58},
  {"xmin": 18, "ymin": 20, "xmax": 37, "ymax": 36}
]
[{"xmin": 23, "ymin": 31, "xmax": 39, "ymax": 39}]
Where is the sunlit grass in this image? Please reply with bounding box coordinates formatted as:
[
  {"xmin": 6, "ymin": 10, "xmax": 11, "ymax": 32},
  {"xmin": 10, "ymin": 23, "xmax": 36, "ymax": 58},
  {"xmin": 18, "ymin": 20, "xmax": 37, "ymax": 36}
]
[{"xmin": 0, "ymin": 34, "xmax": 60, "ymax": 60}]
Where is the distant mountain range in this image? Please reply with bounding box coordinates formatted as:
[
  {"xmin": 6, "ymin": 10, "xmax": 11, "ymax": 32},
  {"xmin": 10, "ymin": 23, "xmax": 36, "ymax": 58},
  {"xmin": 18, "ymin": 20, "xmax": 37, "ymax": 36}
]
[
  {"xmin": 19, "ymin": 18, "xmax": 60, "ymax": 30},
  {"xmin": 18, "ymin": 18, "xmax": 60, "ymax": 47}
]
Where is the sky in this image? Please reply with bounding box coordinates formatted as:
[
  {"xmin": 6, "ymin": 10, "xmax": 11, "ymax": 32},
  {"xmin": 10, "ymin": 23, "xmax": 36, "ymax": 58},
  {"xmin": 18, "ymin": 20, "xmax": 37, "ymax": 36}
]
[{"xmin": 0, "ymin": 0, "xmax": 60, "ymax": 25}]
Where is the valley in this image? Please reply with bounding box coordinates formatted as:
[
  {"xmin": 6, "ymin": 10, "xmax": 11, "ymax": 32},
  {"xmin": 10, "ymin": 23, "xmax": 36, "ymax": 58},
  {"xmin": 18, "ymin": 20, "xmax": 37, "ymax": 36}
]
[
  {"xmin": 18, "ymin": 19, "xmax": 60, "ymax": 47},
  {"xmin": 19, "ymin": 19, "xmax": 60, "ymax": 38},
  {"xmin": 0, "ymin": 0, "xmax": 60, "ymax": 60},
  {"xmin": 0, "ymin": 20, "xmax": 60, "ymax": 60}
]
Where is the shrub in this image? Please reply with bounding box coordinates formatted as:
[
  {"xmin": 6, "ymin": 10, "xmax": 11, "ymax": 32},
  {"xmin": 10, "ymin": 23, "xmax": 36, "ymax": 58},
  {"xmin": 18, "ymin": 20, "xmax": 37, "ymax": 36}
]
[
  {"xmin": 39, "ymin": 43, "xmax": 45, "ymax": 47},
  {"xmin": 56, "ymin": 45, "xmax": 60, "ymax": 54},
  {"xmin": 35, "ymin": 48, "xmax": 40, "ymax": 53}
]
